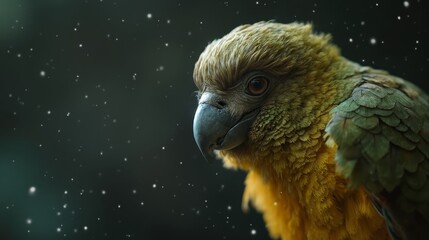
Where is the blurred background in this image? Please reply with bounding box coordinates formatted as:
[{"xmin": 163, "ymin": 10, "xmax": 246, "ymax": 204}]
[{"xmin": 0, "ymin": 0, "xmax": 427, "ymax": 239}]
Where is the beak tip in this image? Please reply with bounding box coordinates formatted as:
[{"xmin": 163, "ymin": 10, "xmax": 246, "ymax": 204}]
[
  {"xmin": 193, "ymin": 103, "xmax": 222, "ymax": 164},
  {"xmin": 202, "ymin": 150, "xmax": 217, "ymax": 163}
]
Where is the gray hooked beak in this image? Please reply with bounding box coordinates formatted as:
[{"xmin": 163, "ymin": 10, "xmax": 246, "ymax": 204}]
[{"xmin": 193, "ymin": 92, "xmax": 259, "ymax": 162}]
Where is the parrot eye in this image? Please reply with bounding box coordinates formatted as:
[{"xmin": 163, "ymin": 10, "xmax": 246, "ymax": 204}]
[{"xmin": 246, "ymin": 77, "xmax": 269, "ymax": 96}]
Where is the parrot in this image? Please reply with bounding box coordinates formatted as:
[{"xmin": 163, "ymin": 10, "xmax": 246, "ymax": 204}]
[{"xmin": 192, "ymin": 22, "xmax": 429, "ymax": 240}]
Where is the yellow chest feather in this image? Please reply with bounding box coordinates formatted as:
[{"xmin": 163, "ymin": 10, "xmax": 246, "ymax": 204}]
[{"xmin": 237, "ymin": 144, "xmax": 389, "ymax": 240}]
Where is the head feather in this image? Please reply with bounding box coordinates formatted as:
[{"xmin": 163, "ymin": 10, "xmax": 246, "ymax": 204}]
[{"xmin": 193, "ymin": 21, "xmax": 339, "ymax": 91}]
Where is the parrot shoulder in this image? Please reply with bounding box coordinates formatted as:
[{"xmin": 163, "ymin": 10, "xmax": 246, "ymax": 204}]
[{"xmin": 325, "ymin": 71, "xmax": 429, "ymax": 239}]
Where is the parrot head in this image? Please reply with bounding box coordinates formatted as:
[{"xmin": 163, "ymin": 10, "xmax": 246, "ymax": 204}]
[{"xmin": 193, "ymin": 22, "xmax": 342, "ymax": 164}]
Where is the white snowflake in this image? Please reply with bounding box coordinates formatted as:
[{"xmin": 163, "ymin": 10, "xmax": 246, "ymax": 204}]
[
  {"xmin": 403, "ymin": 1, "xmax": 410, "ymax": 8},
  {"xmin": 29, "ymin": 186, "xmax": 36, "ymax": 195}
]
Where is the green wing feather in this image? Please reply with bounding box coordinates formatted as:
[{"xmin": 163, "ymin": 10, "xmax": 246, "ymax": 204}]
[{"xmin": 326, "ymin": 72, "xmax": 429, "ymax": 239}]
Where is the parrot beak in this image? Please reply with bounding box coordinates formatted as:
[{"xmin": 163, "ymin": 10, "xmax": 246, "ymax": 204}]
[{"xmin": 193, "ymin": 92, "xmax": 259, "ymax": 162}]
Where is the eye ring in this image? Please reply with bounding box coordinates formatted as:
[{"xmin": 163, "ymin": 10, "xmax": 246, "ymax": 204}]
[{"xmin": 246, "ymin": 77, "xmax": 269, "ymax": 96}]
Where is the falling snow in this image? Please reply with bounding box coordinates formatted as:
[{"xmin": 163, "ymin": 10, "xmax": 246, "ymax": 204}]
[
  {"xmin": 404, "ymin": 1, "xmax": 410, "ymax": 8},
  {"xmin": 2, "ymin": 1, "xmax": 427, "ymax": 239},
  {"xmin": 28, "ymin": 186, "xmax": 36, "ymax": 195}
]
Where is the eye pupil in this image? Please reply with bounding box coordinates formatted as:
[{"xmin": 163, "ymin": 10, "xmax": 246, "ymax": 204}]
[
  {"xmin": 251, "ymin": 80, "xmax": 263, "ymax": 89},
  {"xmin": 247, "ymin": 77, "xmax": 268, "ymax": 96}
]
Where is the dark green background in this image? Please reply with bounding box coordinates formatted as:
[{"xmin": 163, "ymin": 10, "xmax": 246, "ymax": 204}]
[{"xmin": 0, "ymin": 0, "xmax": 427, "ymax": 239}]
